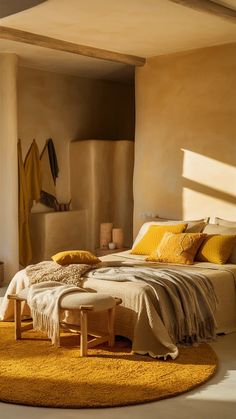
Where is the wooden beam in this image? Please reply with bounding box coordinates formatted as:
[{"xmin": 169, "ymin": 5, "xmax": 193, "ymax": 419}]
[
  {"xmin": 168, "ymin": 0, "xmax": 236, "ymax": 23},
  {"xmin": 0, "ymin": 26, "xmax": 146, "ymax": 66},
  {"xmin": 0, "ymin": 0, "xmax": 47, "ymax": 19}
]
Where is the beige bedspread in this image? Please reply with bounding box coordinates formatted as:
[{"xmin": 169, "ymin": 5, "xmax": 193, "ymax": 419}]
[{"xmin": 1, "ymin": 251, "xmax": 236, "ymax": 359}]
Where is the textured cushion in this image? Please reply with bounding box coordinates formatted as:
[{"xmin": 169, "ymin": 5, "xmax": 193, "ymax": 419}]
[
  {"xmin": 215, "ymin": 217, "xmax": 236, "ymax": 228},
  {"xmin": 132, "ymin": 218, "xmax": 209, "ymax": 249},
  {"xmin": 203, "ymin": 225, "xmax": 236, "ymax": 263},
  {"xmin": 52, "ymin": 250, "xmax": 100, "ymax": 266},
  {"xmin": 60, "ymin": 292, "xmax": 116, "ymax": 312},
  {"xmin": 203, "ymin": 224, "xmax": 236, "ymax": 235},
  {"xmin": 196, "ymin": 234, "xmax": 236, "ymax": 264},
  {"xmin": 131, "ymin": 224, "xmax": 187, "ymax": 255},
  {"xmin": 152, "ymin": 217, "xmax": 209, "ymax": 232},
  {"xmin": 147, "ymin": 232, "xmax": 206, "ymax": 265},
  {"xmin": 185, "ymin": 220, "xmax": 208, "ymax": 233}
]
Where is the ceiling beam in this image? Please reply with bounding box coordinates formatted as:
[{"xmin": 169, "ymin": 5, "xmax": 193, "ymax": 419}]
[
  {"xmin": 0, "ymin": 26, "xmax": 146, "ymax": 66},
  {"xmin": 0, "ymin": 0, "xmax": 47, "ymax": 19},
  {"xmin": 168, "ymin": 0, "xmax": 236, "ymax": 23}
]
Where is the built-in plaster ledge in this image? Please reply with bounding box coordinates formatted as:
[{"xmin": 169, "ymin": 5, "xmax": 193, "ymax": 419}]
[{"xmin": 30, "ymin": 210, "xmax": 88, "ymax": 263}]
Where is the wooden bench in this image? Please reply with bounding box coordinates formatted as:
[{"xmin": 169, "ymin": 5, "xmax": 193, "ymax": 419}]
[{"xmin": 8, "ymin": 291, "xmax": 122, "ymax": 357}]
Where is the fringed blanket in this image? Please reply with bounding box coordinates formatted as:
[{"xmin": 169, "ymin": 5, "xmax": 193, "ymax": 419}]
[
  {"xmin": 27, "ymin": 281, "xmax": 86, "ymax": 346},
  {"xmin": 25, "ymin": 261, "xmax": 93, "ymax": 346},
  {"xmin": 88, "ymin": 267, "xmax": 218, "ymax": 345}
]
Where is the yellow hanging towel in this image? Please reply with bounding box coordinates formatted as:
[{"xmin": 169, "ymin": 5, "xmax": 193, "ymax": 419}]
[
  {"xmin": 24, "ymin": 139, "xmax": 41, "ymax": 211},
  {"xmin": 18, "ymin": 139, "xmax": 41, "ymax": 266},
  {"xmin": 18, "ymin": 140, "xmax": 31, "ymax": 266}
]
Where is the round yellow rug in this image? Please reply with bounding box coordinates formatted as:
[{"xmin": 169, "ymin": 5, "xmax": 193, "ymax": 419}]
[{"xmin": 0, "ymin": 323, "xmax": 217, "ymax": 408}]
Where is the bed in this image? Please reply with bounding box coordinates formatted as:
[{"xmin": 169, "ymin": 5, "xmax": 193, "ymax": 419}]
[{"xmin": 1, "ymin": 250, "xmax": 236, "ymax": 359}]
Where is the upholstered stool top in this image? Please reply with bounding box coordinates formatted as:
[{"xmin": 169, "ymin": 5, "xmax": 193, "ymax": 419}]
[
  {"xmin": 60, "ymin": 292, "xmax": 116, "ymax": 312},
  {"xmin": 9, "ymin": 288, "xmax": 122, "ymax": 357},
  {"xmin": 18, "ymin": 288, "xmax": 117, "ymax": 312}
]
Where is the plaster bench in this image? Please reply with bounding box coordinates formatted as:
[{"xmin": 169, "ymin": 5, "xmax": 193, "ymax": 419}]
[{"xmin": 8, "ymin": 291, "xmax": 122, "ymax": 357}]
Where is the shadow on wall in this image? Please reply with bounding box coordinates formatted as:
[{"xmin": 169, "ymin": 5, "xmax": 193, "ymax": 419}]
[
  {"xmin": 182, "ymin": 179, "xmax": 236, "ymax": 206},
  {"xmin": 134, "ymin": 146, "xmax": 236, "ymax": 236},
  {"xmin": 181, "ymin": 149, "xmax": 236, "ymax": 222}
]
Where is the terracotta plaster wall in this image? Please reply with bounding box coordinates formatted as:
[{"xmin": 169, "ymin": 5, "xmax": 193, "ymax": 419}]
[
  {"xmin": 17, "ymin": 66, "xmax": 135, "ymax": 204},
  {"xmin": 134, "ymin": 43, "xmax": 236, "ymax": 236},
  {"xmin": 0, "ymin": 54, "xmax": 19, "ymax": 282},
  {"xmin": 70, "ymin": 140, "xmax": 134, "ymax": 250}
]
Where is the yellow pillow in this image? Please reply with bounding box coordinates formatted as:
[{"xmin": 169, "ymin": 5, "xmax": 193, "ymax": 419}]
[
  {"xmin": 196, "ymin": 235, "xmax": 236, "ymax": 264},
  {"xmin": 131, "ymin": 224, "xmax": 187, "ymax": 255},
  {"xmin": 52, "ymin": 250, "xmax": 100, "ymax": 266},
  {"xmin": 147, "ymin": 232, "xmax": 206, "ymax": 265}
]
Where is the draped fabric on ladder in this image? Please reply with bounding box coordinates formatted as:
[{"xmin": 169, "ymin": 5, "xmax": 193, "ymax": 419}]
[
  {"xmin": 47, "ymin": 138, "xmax": 59, "ymax": 185},
  {"xmin": 24, "ymin": 139, "xmax": 41, "ymax": 211},
  {"xmin": 18, "ymin": 139, "xmax": 41, "ymax": 266},
  {"xmin": 18, "ymin": 140, "xmax": 31, "ymax": 266},
  {"xmin": 40, "ymin": 139, "xmax": 58, "ymax": 209}
]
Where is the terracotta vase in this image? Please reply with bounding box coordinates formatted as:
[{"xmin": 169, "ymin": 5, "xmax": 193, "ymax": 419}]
[
  {"xmin": 112, "ymin": 228, "xmax": 124, "ymax": 249},
  {"xmin": 100, "ymin": 223, "xmax": 113, "ymax": 249}
]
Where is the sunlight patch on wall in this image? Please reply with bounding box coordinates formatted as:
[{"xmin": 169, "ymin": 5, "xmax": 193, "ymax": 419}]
[
  {"xmin": 183, "ymin": 188, "xmax": 235, "ymax": 222},
  {"xmin": 182, "ymin": 149, "xmax": 236, "ymax": 221},
  {"xmin": 182, "ymin": 149, "xmax": 236, "ymax": 196}
]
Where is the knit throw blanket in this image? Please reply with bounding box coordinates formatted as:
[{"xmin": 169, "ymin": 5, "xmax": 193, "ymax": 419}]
[
  {"xmin": 89, "ymin": 267, "xmax": 218, "ymax": 344},
  {"xmin": 27, "ymin": 281, "xmax": 86, "ymax": 346},
  {"xmin": 26, "ymin": 261, "xmax": 93, "ymax": 286}
]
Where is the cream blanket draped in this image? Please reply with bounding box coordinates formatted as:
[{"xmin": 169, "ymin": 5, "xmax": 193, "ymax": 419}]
[
  {"xmin": 88, "ymin": 267, "xmax": 218, "ymax": 345},
  {"xmin": 25, "ymin": 261, "xmax": 93, "ymax": 346},
  {"xmin": 27, "ymin": 281, "xmax": 85, "ymax": 346}
]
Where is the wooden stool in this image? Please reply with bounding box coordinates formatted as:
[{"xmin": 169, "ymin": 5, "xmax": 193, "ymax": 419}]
[
  {"xmin": 8, "ymin": 293, "xmax": 33, "ymax": 339},
  {"xmin": 8, "ymin": 291, "xmax": 122, "ymax": 357}
]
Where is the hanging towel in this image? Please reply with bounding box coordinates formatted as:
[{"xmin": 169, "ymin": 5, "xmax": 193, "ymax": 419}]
[
  {"xmin": 40, "ymin": 141, "xmax": 58, "ymax": 210},
  {"xmin": 18, "ymin": 140, "xmax": 32, "ymax": 267},
  {"xmin": 47, "ymin": 138, "xmax": 59, "ymax": 184},
  {"xmin": 24, "ymin": 139, "xmax": 41, "ymax": 211}
]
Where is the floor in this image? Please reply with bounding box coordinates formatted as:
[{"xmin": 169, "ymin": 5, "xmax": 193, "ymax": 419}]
[{"xmin": 0, "ymin": 288, "xmax": 236, "ymax": 419}]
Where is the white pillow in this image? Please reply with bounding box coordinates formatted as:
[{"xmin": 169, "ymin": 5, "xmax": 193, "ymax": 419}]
[
  {"xmin": 132, "ymin": 218, "xmax": 209, "ymax": 249},
  {"xmin": 203, "ymin": 224, "xmax": 236, "ymax": 264},
  {"xmin": 215, "ymin": 217, "xmax": 236, "ymax": 228}
]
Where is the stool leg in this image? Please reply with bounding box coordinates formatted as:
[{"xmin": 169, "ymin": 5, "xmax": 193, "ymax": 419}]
[
  {"xmin": 108, "ymin": 306, "xmax": 115, "ymax": 347},
  {"xmin": 80, "ymin": 310, "xmax": 88, "ymax": 357},
  {"xmin": 14, "ymin": 299, "xmax": 22, "ymax": 340}
]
